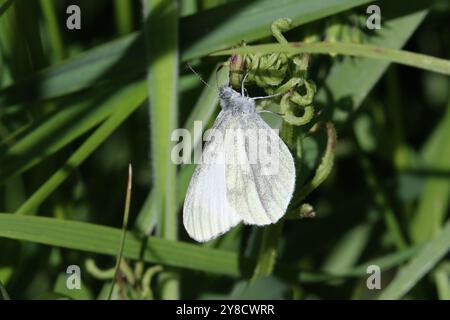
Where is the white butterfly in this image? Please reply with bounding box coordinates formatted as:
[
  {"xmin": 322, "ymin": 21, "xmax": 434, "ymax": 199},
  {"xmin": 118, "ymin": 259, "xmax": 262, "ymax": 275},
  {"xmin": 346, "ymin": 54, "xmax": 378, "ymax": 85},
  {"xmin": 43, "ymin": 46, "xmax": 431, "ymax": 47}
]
[{"xmin": 183, "ymin": 85, "xmax": 296, "ymax": 242}]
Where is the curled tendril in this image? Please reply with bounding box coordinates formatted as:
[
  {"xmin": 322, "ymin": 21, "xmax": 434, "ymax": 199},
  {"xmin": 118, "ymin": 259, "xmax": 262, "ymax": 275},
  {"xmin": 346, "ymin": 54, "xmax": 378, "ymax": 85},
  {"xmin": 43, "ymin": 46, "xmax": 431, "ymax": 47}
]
[
  {"xmin": 280, "ymin": 90, "xmax": 314, "ymax": 126},
  {"xmin": 85, "ymin": 258, "xmax": 163, "ymax": 300},
  {"xmin": 141, "ymin": 265, "xmax": 163, "ymax": 300},
  {"xmin": 230, "ymin": 17, "xmax": 317, "ymax": 127}
]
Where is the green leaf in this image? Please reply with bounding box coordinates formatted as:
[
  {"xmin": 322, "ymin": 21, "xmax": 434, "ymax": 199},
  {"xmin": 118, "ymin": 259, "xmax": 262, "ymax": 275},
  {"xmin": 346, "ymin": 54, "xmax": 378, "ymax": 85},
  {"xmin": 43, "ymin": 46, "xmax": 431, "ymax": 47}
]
[
  {"xmin": 113, "ymin": 0, "xmax": 133, "ymax": 36},
  {"xmin": 0, "ymin": 279, "xmax": 10, "ymax": 300},
  {"xmin": 0, "ymin": 213, "xmax": 246, "ymax": 277},
  {"xmin": 212, "ymin": 42, "xmax": 450, "ymax": 76},
  {"xmin": 0, "ymin": 85, "xmax": 133, "ymax": 184},
  {"xmin": 295, "ymin": 246, "xmax": 420, "ymax": 283},
  {"xmin": 379, "ymin": 220, "xmax": 450, "ymax": 300},
  {"xmin": 410, "ymin": 99, "xmax": 450, "ymax": 243},
  {"xmin": 0, "ymin": 0, "xmax": 376, "ymax": 107},
  {"xmin": 53, "ymin": 273, "xmax": 92, "ymax": 300},
  {"xmin": 107, "ymin": 165, "xmax": 132, "ymax": 300},
  {"xmin": 0, "ymin": 213, "xmax": 416, "ymax": 281},
  {"xmin": 0, "ymin": 0, "xmax": 14, "ymax": 17},
  {"xmin": 0, "ymin": 0, "xmax": 46, "ymax": 81},
  {"xmin": 39, "ymin": 0, "xmax": 65, "ymax": 62},
  {"xmin": 14, "ymin": 81, "xmax": 147, "ymax": 214},
  {"xmin": 316, "ymin": 4, "xmax": 428, "ymax": 127},
  {"xmin": 182, "ymin": 0, "xmax": 376, "ymax": 59},
  {"xmin": 142, "ymin": 0, "xmax": 179, "ymax": 242}
]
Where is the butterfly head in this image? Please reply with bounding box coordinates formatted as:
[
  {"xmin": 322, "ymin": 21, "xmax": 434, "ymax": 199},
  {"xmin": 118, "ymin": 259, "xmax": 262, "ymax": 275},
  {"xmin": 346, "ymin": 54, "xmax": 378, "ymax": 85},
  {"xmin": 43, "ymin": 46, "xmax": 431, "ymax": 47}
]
[{"xmin": 219, "ymin": 86, "xmax": 255, "ymax": 113}]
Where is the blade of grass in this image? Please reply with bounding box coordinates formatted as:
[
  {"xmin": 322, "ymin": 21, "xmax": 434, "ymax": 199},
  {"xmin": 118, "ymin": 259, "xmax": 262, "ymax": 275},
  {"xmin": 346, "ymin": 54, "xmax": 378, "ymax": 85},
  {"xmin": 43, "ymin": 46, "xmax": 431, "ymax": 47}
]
[
  {"xmin": 142, "ymin": 0, "xmax": 179, "ymax": 240},
  {"xmin": 0, "ymin": 0, "xmax": 46, "ymax": 80},
  {"xmin": 107, "ymin": 164, "xmax": 133, "ymax": 300},
  {"xmin": 0, "ymin": 0, "xmax": 376, "ymax": 107},
  {"xmin": 318, "ymin": 4, "xmax": 428, "ymax": 128},
  {"xmin": 0, "ymin": 213, "xmax": 417, "ymax": 279},
  {"xmin": 379, "ymin": 220, "xmax": 450, "ymax": 299},
  {"xmin": 410, "ymin": 98, "xmax": 450, "ymax": 243},
  {"xmin": 0, "ymin": 0, "xmax": 14, "ymax": 17},
  {"xmin": 251, "ymin": 223, "xmax": 283, "ymax": 280},
  {"xmin": 321, "ymin": 223, "xmax": 372, "ymax": 274},
  {"xmin": 211, "ymin": 42, "xmax": 450, "ymax": 76},
  {"xmin": 142, "ymin": 0, "xmax": 179, "ymax": 299},
  {"xmin": 0, "ymin": 87, "xmax": 130, "ymax": 184},
  {"xmin": 182, "ymin": 0, "xmax": 376, "ymax": 59},
  {"xmin": 0, "ymin": 213, "xmax": 245, "ymax": 277},
  {"xmin": 114, "ymin": 0, "xmax": 133, "ymax": 35},
  {"xmin": 0, "ymin": 280, "xmax": 10, "ymax": 300},
  {"xmin": 0, "ymin": 79, "xmax": 198, "ymax": 185},
  {"xmin": 14, "ymin": 81, "xmax": 147, "ymax": 214},
  {"xmin": 39, "ymin": 0, "xmax": 65, "ymax": 62},
  {"xmin": 294, "ymin": 245, "xmax": 420, "ymax": 283},
  {"xmin": 434, "ymin": 263, "xmax": 450, "ymax": 300},
  {"xmin": 357, "ymin": 153, "xmax": 407, "ymax": 250}
]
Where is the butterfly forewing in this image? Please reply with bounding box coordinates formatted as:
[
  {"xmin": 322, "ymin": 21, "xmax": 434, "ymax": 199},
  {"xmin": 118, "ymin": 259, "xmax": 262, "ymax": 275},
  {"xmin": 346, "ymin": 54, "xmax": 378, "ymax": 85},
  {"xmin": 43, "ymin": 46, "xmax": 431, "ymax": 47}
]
[{"xmin": 183, "ymin": 110, "xmax": 241, "ymax": 242}]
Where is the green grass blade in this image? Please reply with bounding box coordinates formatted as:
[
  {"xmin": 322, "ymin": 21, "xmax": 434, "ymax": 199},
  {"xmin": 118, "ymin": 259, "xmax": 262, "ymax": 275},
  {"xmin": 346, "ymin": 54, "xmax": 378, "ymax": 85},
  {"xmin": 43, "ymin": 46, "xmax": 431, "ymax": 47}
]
[
  {"xmin": 114, "ymin": 0, "xmax": 133, "ymax": 35},
  {"xmin": 0, "ymin": 213, "xmax": 416, "ymax": 280},
  {"xmin": 182, "ymin": 0, "xmax": 376, "ymax": 59},
  {"xmin": 212, "ymin": 42, "xmax": 450, "ymax": 76},
  {"xmin": 0, "ymin": 0, "xmax": 14, "ymax": 17},
  {"xmin": 379, "ymin": 220, "xmax": 450, "ymax": 300},
  {"xmin": 0, "ymin": 0, "xmax": 375, "ymax": 107},
  {"xmin": 410, "ymin": 99, "xmax": 450, "ymax": 243},
  {"xmin": 142, "ymin": 0, "xmax": 179, "ymax": 240},
  {"xmin": 0, "ymin": 33, "xmax": 143, "ymax": 106},
  {"xmin": 0, "ymin": 280, "xmax": 10, "ymax": 300},
  {"xmin": 0, "ymin": 213, "xmax": 245, "ymax": 277},
  {"xmin": 295, "ymin": 245, "xmax": 420, "ymax": 283},
  {"xmin": 434, "ymin": 264, "xmax": 450, "ymax": 300},
  {"xmin": 107, "ymin": 164, "xmax": 132, "ymax": 300},
  {"xmin": 39, "ymin": 0, "xmax": 65, "ymax": 62},
  {"xmin": 0, "ymin": 0, "xmax": 46, "ymax": 80},
  {"xmin": 14, "ymin": 82, "xmax": 147, "ymax": 214},
  {"xmin": 0, "ymin": 82, "xmax": 146, "ymax": 185},
  {"xmin": 317, "ymin": 5, "xmax": 428, "ymax": 127},
  {"xmin": 321, "ymin": 223, "xmax": 372, "ymax": 274},
  {"xmin": 142, "ymin": 0, "xmax": 179, "ymax": 299}
]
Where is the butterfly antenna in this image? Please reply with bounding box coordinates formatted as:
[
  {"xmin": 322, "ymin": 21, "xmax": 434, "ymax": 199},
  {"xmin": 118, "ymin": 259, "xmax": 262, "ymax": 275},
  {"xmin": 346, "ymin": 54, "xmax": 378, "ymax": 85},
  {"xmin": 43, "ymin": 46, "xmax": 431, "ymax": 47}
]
[
  {"xmin": 187, "ymin": 62, "xmax": 211, "ymax": 88},
  {"xmin": 257, "ymin": 109, "xmax": 283, "ymax": 116},
  {"xmin": 252, "ymin": 91, "xmax": 283, "ymax": 100},
  {"xmin": 241, "ymin": 71, "xmax": 250, "ymax": 96}
]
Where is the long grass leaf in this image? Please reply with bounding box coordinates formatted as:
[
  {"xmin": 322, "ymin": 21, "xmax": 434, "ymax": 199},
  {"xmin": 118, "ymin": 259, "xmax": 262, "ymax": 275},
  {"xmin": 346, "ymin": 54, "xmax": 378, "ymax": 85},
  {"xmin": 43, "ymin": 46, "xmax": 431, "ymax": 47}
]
[
  {"xmin": 14, "ymin": 82, "xmax": 147, "ymax": 214},
  {"xmin": 379, "ymin": 220, "xmax": 450, "ymax": 299},
  {"xmin": 0, "ymin": 213, "xmax": 416, "ymax": 279},
  {"xmin": 0, "ymin": 0, "xmax": 375, "ymax": 107},
  {"xmin": 212, "ymin": 42, "xmax": 450, "ymax": 76},
  {"xmin": 0, "ymin": 213, "xmax": 245, "ymax": 277},
  {"xmin": 142, "ymin": 0, "xmax": 180, "ymax": 299},
  {"xmin": 107, "ymin": 165, "xmax": 132, "ymax": 300},
  {"xmin": 410, "ymin": 99, "xmax": 450, "ymax": 243}
]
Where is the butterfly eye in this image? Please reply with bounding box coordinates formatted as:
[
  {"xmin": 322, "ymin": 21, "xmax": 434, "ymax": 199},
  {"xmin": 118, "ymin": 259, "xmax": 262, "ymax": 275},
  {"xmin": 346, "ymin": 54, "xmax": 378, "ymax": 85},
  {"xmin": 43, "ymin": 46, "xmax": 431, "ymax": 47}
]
[{"xmin": 219, "ymin": 87, "xmax": 233, "ymax": 99}]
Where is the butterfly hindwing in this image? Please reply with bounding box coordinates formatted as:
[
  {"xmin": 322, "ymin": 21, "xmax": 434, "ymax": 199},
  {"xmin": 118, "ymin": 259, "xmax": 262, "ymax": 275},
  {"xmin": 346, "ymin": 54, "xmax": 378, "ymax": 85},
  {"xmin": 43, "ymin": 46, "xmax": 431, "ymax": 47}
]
[{"xmin": 224, "ymin": 113, "xmax": 296, "ymax": 225}]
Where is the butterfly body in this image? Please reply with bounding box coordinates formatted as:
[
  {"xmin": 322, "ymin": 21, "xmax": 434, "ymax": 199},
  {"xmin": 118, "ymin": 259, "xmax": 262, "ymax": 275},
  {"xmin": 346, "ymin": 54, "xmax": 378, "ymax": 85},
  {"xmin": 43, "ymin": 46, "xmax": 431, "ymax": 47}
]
[{"xmin": 183, "ymin": 86, "xmax": 295, "ymax": 242}]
